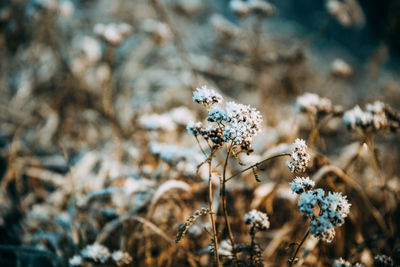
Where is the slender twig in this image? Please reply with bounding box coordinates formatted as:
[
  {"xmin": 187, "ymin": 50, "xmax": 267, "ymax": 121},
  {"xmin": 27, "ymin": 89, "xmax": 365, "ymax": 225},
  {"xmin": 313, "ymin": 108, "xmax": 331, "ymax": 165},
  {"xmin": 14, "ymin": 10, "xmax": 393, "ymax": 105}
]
[
  {"xmin": 221, "ymin": 143, "xmax": 239, "ymax": 265},
  {"xmin": 288, "ymin": 229, "xmax": 310, "ymax": 267},
  {"xmin": 208, "ymin": 156, "xmax": 221, "ymax": 267},
  {"xmin": 225, "ymin": 153, "xmax": 291, "ymax": 182}
]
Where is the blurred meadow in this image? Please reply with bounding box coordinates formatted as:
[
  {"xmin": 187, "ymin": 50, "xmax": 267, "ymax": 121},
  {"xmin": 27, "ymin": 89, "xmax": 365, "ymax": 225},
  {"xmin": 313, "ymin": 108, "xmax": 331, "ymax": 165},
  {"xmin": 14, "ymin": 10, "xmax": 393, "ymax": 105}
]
[{"xmin": 0, "ymin": 0, "xmax": 400, "ymax": 266}]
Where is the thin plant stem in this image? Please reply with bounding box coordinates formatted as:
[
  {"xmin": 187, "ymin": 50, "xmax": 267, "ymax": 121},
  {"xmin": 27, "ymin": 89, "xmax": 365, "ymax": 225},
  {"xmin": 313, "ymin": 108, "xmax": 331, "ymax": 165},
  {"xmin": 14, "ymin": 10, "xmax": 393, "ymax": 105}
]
[
  {"xmin": 365, "ymin": 135, "xmax": 389, "ymax": 213},
  {"xmin": 221, "ymin": 143, "xmax": 239, "ymax": 265},
  {"xmin": 225, "ymin": 153, "xmax": 291, "ymax": 182},
  {"xmin": 208, "ymin": 157, "xmax": 221, "ymax": 267},
  {"xmin": 195, "ymin": 136, "xmax": 207, "ymax": 158},
  {"xmin": 288, "ymin": 229, "xmax": 310, "ymax": 267}
]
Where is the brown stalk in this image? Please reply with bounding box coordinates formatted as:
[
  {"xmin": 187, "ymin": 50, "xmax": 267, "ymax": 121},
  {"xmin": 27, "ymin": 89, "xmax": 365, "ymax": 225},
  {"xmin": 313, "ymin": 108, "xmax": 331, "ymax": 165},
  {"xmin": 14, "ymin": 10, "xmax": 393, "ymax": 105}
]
[
  {"xmin": 221, "ymin": 143, "xmax": 239, "ymax": 265},
  {"xmin": 208, "ymin": 156, "xmax": 221, "ymax": 267}
]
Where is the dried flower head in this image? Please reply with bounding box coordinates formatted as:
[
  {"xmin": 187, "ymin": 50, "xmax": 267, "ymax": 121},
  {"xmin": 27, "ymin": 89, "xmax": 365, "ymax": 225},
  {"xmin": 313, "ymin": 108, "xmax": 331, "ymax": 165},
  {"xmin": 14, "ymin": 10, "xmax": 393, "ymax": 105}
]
[
  {"xmin": 333, "ymin": 257, "xmax": 352, "ymax": 267},
  {"xmin": 81, "ymin": 243, "xmax": 110, "ymax": 263},
  {"xmin": 331, "ymin": 58, "xmax": 353, "ymax": 77},
  {"xmin": 244, "ymin": 209, "xmax": 270, "ymax": 231},
  {"xmin": 326, "ymin": 0, "xmax": 365, "ymax": 28},
  {"xmin": 298, "ymin": 189, "xmax": 351, "ymax": 243},
  {"xmin": 176, "ymin": 207, "xmax": 209, "ymax": 242},
  {"xmin": 296, "ymin": 92, "xmax": 341, "ymax": 116},
  {"xmin": 69, "ymin": 255, "xmax": 83, "ymax": 266},
  {"xmin": 188, "ymin": 86, "xmax": 262, "ymax": 151},
  {"xmin": 230, "ymin": 0, "xmax": 250, "ymax": 17},
  {"xmin": 112, "ymin": 251, "xmax": 133, "ymax": 266},
  {"xmin": 248, "ymin": 0, "xmax": 277, "ymax": 16},
  {"xmin": 94, "ymin": 22, "xmax": 132, "ymax": 46},
  {"xmin": 343, "ymin": 103, "xmax": 388, "ymax": 131},
  {"xmin": 373, "ymin": 254, "xmax": 394, "ymax": 267},
  {"xmin": 193, "ymin": 85, "xmax": 223, "ymax": 108},
  {"xmin": 286, "ymin": 138, "xmax": 311, "ymax": 173},
  {"xmin": 187, "ymin": 121, "xmax": 203, "ymax": 136},
  {"xmin": 290, "ymin": 176, "xmax": 315, "ymax": 194},
  {"xmin": 223, "ymin": 101, "xmax": 262, "ymax": 150},
  {"xmin": 218, "ymin": 239, "xmax": 233, "ymax": 257}
]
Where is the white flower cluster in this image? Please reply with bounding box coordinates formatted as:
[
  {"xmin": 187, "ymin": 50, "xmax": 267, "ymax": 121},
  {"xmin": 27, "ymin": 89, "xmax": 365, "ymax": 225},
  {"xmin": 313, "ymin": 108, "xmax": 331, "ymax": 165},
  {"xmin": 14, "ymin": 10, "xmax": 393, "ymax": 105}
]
[
  {"xmin": 374, "ymin": 254, "xmax": 394, "ymax": 267},
  {"xmin": 290, "ymin": 176, "xmax": 315, "ymax": 194},
  {"xmin": 343, "ymin": 101, "xmax": 388, "ymax": 131},
  {"xmin": 77, "ymin": 243, "xmax": 132, "ymax": 265},
  {"xmin": 333, "ymin": 257, "xmax": 352, "ymax": 267},
  {"xmin": 192, "ymin": 85, "xmax": 223, "ymax": 108},
  {"xmin": 331, "ymin": 58, "xmax": 353, "ymax": 77},
  {"xmin": 296, "ymin": 92, "xmax": 340, "ymax": 116},
  {"xmin": 69, "ymin": 255, "xmax": 83, "ymax": 266},
  {"xmin": 286, "ymin": 139, "xmax": 311, "ymax": 173},
  {"xmin": 218, "ymin": 239, "xmax": 234, "ymax": 257},
  {"xmin": 112, "ymin": 250, "xmax": 133, "ymax": 266},
  {"xmin": 94, "ymin": 22, "xmax": 132, "ymax": 46},
  {"xmin": 326, "ymin": 0, "xmax": 365, "ymax": 28},
  {"xmin": 189, "ymin": 85, "xmax": 262, "ymax": 151},
  {"xmin": 230, "ymin": 0, "xmax": 277, "ymax": 17},
  {"xmin": 297, "ymin": 189, "xmax": 351, "ymax": 242},
  {"xmin": 244, "ymin": 209, "xmax": 270, "ymax": 231},
  {"xmin": 81, "ymin": 243, "xmax": 111, "ymax": 263}
]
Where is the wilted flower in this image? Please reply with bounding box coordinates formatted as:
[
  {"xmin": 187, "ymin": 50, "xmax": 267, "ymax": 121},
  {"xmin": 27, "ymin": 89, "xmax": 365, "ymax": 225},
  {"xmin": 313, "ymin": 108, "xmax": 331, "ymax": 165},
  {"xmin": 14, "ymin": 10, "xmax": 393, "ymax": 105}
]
[
  {"xmin": 286, "ymin": 138, "xmax": 310, "ymax": 173},
  {"xmin": 244, "ymin": 209, "xmax": 270, "ymax": 231},
  {"xmin": 81, "ymin": 243, "xmax": 110, "ymax": 263}
]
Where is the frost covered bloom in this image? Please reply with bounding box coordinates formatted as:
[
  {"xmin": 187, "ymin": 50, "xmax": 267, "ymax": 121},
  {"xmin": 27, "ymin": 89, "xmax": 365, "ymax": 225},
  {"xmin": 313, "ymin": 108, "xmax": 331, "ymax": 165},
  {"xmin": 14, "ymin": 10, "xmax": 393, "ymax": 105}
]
[
  {"xmin": 188, "ymin": 87, "xmax": 262, "ymax": 151},
  {"xmin": 290, "ymin": 176, "xmax": 315, "ymax": 194},
  {"xmin": 244, "ymin": 209, "xmax": 270, "ymax": 231},
  {"xmin": 223, "ymin": 101, "xmax": 262, "ymax": 150},
  {"xmin": 333, "ymin": 257, "xmax": 352, "ymax": 267},
  {"xmin": 373, "ymin": 254, "xmax": 394, "ymax": 267},
  {"xmin": 187, "ymin": 121, "xmax": 203, "ymax": 136},
  {"xmin": 69, "ymin": 255, "xmax": 83, "ymax": 266},
  {"xmin": 112, "ymin": 251, "xmax": 132, "ymax": 266},
  {"xmin": 286, "ymin": 139, "xmax": 310, "ymax": 173},
  {"xmin": 298, "ymin": 189, "xmax": 351, "ymax": 243},
  {"xmin": 193, "ymin": 85, "xmax": 223, "ymax": 108},
  {"xmin": 296, "ymin": 92, "xmax": 339, "ymax": 116},
  {"xmin": 81, "ymin": 243, "xmax": 110, "ymax": 263}
]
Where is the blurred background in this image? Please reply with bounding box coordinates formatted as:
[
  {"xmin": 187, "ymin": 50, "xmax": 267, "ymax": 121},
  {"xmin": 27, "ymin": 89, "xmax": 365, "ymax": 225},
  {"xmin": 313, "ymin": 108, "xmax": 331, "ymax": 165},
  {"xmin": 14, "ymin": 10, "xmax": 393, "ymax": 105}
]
[{"xmin": 0, "ymin": 0, "xmax": 399, "ymax": 266}]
